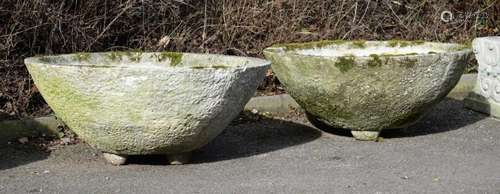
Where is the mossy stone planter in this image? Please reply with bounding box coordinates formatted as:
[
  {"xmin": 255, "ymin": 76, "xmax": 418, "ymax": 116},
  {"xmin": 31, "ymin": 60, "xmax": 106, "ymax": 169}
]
[
  {"xmin": 25, "ymin": 52, "xmax": 270, "ymax": 165},
  {"xmin": 264, "ymin": 40, "xmax": 471, "ymax": 141}
]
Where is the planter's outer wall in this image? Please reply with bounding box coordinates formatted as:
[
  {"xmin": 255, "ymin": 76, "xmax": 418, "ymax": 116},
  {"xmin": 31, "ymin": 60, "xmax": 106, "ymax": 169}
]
[
  {"xmin": 264, "ymin": 42, "xmax": 471, "ymax": 132},
  {"xmin": 465, "ymin": 37, "xmax": 500, "ymax": 118},
  {"xmin": 25, "ymin": 53, "xmax": 270, "ymax": 155},
  {"xmin": 0, "ymin": 72, "xmax": 477, "ymax": 144}
]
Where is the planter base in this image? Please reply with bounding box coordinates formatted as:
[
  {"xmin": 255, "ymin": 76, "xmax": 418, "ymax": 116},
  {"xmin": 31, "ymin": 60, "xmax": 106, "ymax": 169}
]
[
  {"xmin": 103, "ymin": 153, "xmax": 127, "ymax": 166},
  {"xmin": 167, "ymin": 152, "xmax": 192, "ymax": 165},
  {"xmin": 464, "ymin": 92, "xmax": 500, "ymax": 119},
  {"xmin": 351, "ymin": 131, "xmax": 380, "ymax": 141},
  {"xmin": 102, "ymin": 152, "xmax": 192, "ymax": 166}
]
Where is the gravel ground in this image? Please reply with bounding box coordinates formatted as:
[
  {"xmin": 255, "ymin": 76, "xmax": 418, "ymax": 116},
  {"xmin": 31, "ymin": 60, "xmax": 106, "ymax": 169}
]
[{"xmin": 0, "ymin": 98, "xmax": 499, "ymax": 193}]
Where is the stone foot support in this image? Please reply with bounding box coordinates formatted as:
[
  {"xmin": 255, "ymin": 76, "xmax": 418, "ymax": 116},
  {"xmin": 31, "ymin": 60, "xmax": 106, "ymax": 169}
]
[
  {"xmin": 167, "ymin": 152, "xmax": 192, "ymax": 165},
  {"xmin": 351, "ymin": 130, "xmax": 380, "ymax": 141},
  {"xmin": 103, "ymin": 153, "xmax": 127, "ymax": 165}
]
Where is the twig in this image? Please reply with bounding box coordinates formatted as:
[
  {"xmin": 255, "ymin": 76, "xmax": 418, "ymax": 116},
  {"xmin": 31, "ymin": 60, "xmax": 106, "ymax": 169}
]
[
  {"xmin": 200, "ymin": 0, "xmax": 208, "ymax": 51},
  {"xmin": 352, "ymin": 1, "xmax": 358, "ymax": 23},
  {"xmin": 385, "ymin": 0, "xmax": 409, "ymax": 31},
  {"xmin": 356, "ymin": 0, "xmax": 371, "ymax": 26},
  {"xmin": 85, "ymin": 0, "xmax": 135, "ymax": 51}
]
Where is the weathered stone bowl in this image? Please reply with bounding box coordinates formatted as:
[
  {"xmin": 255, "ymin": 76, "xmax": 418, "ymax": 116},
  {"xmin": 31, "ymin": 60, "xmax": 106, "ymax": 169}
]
[
  {"xmin": 264, "ymin": 40, "xmax": 471, "ymax": 141},
  {"xmin": 25, "ymin": 52, "xmax": 270, "ymax": 165}
]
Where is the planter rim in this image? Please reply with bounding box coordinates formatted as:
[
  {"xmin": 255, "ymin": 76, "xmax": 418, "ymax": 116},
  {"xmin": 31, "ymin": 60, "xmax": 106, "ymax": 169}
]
[
  {"xmin": 24, "ymin": 52, "xmax": 271, "ymax": 70},
  {"xmin": 264, "ymin": 40, "xmax": 471, "ymax": 59}
]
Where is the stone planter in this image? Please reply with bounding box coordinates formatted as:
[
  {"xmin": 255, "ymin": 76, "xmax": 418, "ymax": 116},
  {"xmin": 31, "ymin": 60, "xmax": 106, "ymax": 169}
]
[
  {"xmin": 465, "ymin": 37, "xmax": 500, "ymax": 118},
  {"xmin": 25, "ymin": 52, "xmax": 270, "ymax": 165},
  {"xmin": 264, "ymin": 40, "xmax": 471, "ymax": 141}
]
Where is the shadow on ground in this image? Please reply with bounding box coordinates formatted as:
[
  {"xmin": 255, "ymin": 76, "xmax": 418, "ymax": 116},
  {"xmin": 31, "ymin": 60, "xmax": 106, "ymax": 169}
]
[
  {"xmin": 125, "ymin": 155, "xmax": 170, "ymax": 165},
  {"xmin": 382, "ymin": 98, "xmax": 487, "ymax": 138},
  {"xmin": 311, "ymin": 98, "xmax": 487, "ymax": 139},
  {"xmin": 0, "ymin": 144, "xmax": 50, "ymax": 170},
  {"xmin": 192, "ymin": 118, "xmax": 321, "ymax": 163},
  {"xmin": 0, "ymin": 117, "xmax": 322, "ymax": 167},
  {"xmin": 124, "ymin": 118, "xmax": 321, "ymax": 165}
]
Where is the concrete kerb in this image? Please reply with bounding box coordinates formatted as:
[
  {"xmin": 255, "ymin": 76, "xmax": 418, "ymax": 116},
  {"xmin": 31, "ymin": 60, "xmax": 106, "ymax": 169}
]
[
  {"xmin": 0, "ymin": 116, "xmax": 65, "ymax": 143},
  {"xmin": 0, "ymin": 73, "xmax": 477, "ymax": 142}
]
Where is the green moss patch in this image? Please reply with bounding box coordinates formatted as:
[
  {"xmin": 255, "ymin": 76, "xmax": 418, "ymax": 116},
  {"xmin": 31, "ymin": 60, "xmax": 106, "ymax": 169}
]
[
  {"xmin": 157, "ymin": 52, "xmax": 183, "ymax": 66},
  {"xmin": 127, "ymin": 51, "xmax": 143, "ymax": 62},
  {"xmin": 211, "ymin": 64, "xmax": 231, "ymax": 69},
  {"xmin": 38, "ymin": 56, "xmax": 53, "ymax": 63},
  {"xmin": 29, "ymin": 69, "xmax": 99, "ymax": 120},
  {"xmin": 334, "ymin": 55, "xmax": 356, "ymax": 73},
  {"xmin": 105, "ymin": 51, "xmax": 143, "ymax": 62},
  {"xmin": 190, "ymin": 64, "xmax": 231, "ymax": 69},
  {"xmin": 190, "ymin": 65, "xmax": 204, "ymax": 69},
  {"xmin": 272, "ymin": 39, "xmax": 372, "ymax": 51},
  {"xmin": 331, "ymin": 108, "xmax": 354, "ymax": 120},
  {"xmin": 367, "ymin": 54, "xmax": 383, "ymax": 67},
  {"xmin": 387, "ymin": 40, "xmax": 425, "ymax": 47},
  {"xmin": 73, "ymin": 52, "xmax": 91, "ymax": 62},
  {"xmin": 351, "ymin": 40, "xmax": 366, "ymax": 48},
  {"xmin": 448, "ymin": 44, "xmax": 471, "ymax": 52},
  {"xmin": 273, "ymin": 40, "xmax": 348, "ymax": 51},
  {"xmin": 378, "ymin": 53, "xmax": 420, "ymax": 57},
  {"xmin": 106, "ymin": 52, "xmax": 124, "ymax": 61},
  {"xmin": 400, "ymin": 57, "xmax": 419, "ymax": 68}
]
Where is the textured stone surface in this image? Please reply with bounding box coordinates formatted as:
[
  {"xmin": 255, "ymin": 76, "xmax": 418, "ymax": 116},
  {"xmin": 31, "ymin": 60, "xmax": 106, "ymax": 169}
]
[
  {"xmin": 264, "ymin": 40, "xmax": 471, "ymax": 138},
  {"xmin": 464, "ymin": 37, "xmax": 500, "ymax": 118},
  {"xmin": 24, "ymin": 52, "xmax": 270, "ymax": 155}
]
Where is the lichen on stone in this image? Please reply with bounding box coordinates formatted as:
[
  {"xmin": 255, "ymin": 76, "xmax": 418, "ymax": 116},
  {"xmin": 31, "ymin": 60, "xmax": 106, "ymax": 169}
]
[
  {"xmin": 351, "ymin": 40, "xmax": 367, "ymax": 48},
  {"xmin": 400, "ymin": 57, "xmax": 419, "ymax": 68},
  {"xmin": 448, "ymin": 44, "xmax": 470, "ymax": 52},
  {"xmin": 273, "ymin": 39, "xmax": 372, "ymax": 51},
  {"xmin": 211, "ymin": 64, "xmax": 230, "ymax": 69},
  {"xmin": 157, "ymin": 52, "xmax": 183, "ymax": 66},
  {"xmin": 379, "ymin": 52, "xmax": 419, "ymax": 57},
  {"xmin": 38, "ymin": 56, "xmax": 52, "ymax": 63},
  {"xmin": 334, "ymin": 55, "xmax": 356, "ymax": 73},
  {"xmin": 73, "ymin": 52, "xmax": 91, "ymax": 62},
  {"xmin": 387, "ymin": 40, "xmax": 425, "ymax": 47},
  {"xmin": 272, "ymin": 40, "xmax": 348, "ymax": 51},
  {"xmin": 127, "ymin": 51, "xmax": 143, "ymax": 62},
  {"xmin": 105, "ymin": 51, "xmax": 144, "ymax": 62},
  {"xmin": 31, "ymin": 70, "xmax": 99, "ymax": 118},
  {"xmin": 190, "ymin": 64, "xmax": 231, "ymax": 69},
  {"xmin": 106, "ymin": 52, "xmax": 124, "ymax": 61},
  {"xmin": 367, "ymin": 54, "xmax": 383, "ymax": 67}
]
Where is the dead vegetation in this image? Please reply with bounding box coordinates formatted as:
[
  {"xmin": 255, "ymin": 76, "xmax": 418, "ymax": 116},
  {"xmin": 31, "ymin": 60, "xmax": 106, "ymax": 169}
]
[{"xmin": 1, "ymin": 0, "xmax": 499, "ymax": 119}]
